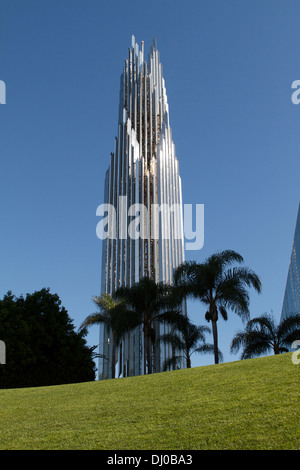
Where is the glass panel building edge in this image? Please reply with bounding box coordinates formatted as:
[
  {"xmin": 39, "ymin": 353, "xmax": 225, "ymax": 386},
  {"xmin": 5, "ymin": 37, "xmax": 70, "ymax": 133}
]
[{"xmin": 281, "ymin": 203, "xmax": 300, "ymax": 322}]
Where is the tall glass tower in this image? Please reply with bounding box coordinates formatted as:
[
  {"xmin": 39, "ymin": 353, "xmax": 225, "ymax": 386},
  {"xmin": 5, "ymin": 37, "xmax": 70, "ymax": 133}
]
[
  {"xmin": 99, "ymin": 36, "xmax": 185, "ymax": 379},
  {"xmin": 281, "ymin": 203, "xmax": 300, "ymax": 322}
]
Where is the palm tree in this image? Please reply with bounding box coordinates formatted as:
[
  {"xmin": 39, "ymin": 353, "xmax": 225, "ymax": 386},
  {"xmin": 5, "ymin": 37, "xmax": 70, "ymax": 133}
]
[
  {"xmin": 160, "ymin": 315, "xmax": 222, "ymax": 370},
  {"xmin": 80, "ymin": 293, "xmax": 126, "ymax": 379},
  {"xmin": 115, "ymin": 277, "xmax": 184, "ymax": 374},
  {"xmin": 230, "ymin": 313, "xmax": 300, "ymax": 359},
  {"xmin": 174, "ymin": 250, "xmax": 262, "ymax": 364}
]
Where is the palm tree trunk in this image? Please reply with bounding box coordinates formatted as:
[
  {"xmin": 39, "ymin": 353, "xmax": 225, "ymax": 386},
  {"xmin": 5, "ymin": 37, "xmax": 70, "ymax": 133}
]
[
  {"xmin": 111, "ymin": 336, "xmax": 116, "ymax": 379},
  {"xmin": 147, "ymin": 336, "xmax": 152, "ymax": 374},
  {"xmin": 212, "ymin": 320, "xmax": 219, "ymax": 364},
  {"xmin": 274, "ymin": 341, "xmax": 280, "ymax": 355},
  {"xmin": 187, "ymin": 356, "xmax": 191, "ymax": 368},
  {"xmin": 152, "ymin": 341, "xmax": 156, "ymax": 374},
  {"xmin": 172, "ymin": 344, "xmax": 176, "ymax": 370}
]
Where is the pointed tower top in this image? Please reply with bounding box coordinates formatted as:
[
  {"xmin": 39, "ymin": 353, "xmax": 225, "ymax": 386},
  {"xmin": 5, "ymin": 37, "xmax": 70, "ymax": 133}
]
[{"xmin": 131, "ymin": 35, "xmax": 135, "ymax": 49}]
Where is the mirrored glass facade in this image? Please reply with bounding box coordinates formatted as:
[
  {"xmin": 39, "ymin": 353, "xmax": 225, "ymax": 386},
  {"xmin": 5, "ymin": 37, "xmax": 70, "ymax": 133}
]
[
  {"xmin": 281, "ymin": 203, "xmax": 300, "ymax": 322},
  {"xmin": 99, "ymin": 37, "xmax": 185, "ymax": 379}
]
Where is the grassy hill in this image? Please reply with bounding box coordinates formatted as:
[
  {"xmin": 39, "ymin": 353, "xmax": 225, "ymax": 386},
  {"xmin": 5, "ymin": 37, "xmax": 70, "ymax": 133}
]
[{"xmin": 0, "ymin": 352, "xmax": 299, "ymax": 450}]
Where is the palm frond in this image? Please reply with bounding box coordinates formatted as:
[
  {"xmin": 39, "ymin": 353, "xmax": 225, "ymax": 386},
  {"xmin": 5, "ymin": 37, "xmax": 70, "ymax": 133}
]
[
  {"xmin": 193, "ymin": 343, "xmax": 223, "ymax": 362},
  {"xmin": 229, "ymin": 312, "xmax": 296, "ymax": 359},
  {"xmin": 277, "ymin": 314, "xmax": 300, "ymax": 346},
  {"xmin": 247, "ymin": 314, "xmax": 276, "ymax": 338},
  {"xmin": 230, "ymin": 330, "xmax": 248, "ymax": 354},
  {"xmin": 79, "ymin": 312, "xmax": 109, "ymax": 330},
  {"xmin": 219, "ymin": 305, "xmax": 228, "ymax": 321},
  {"xmin": 160, "ymin": 332, "xmax": 185, "ymax": 351},
  {"xmin": 162, "ymin": 355, "xmax": 182, "ymax": 372},
  {"xmin": 206, "ymin": 250, "xmax": 244, "ymax": 270},
  {"xmin": 240, "ymin": 330, "xmax": 273, "ymax": 359}
]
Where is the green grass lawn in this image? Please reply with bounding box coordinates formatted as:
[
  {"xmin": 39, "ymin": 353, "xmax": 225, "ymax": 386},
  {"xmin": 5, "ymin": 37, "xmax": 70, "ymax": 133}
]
[{"xmin": 0, "ymin": 352, "xmax": 299, "ymax": 450}]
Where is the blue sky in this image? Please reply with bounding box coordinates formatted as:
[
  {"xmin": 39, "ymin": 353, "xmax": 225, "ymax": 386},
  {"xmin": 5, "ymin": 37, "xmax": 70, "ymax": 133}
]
[{"xmin": 1, "ymin": 0, "xmax": 299, "ymax": 371}]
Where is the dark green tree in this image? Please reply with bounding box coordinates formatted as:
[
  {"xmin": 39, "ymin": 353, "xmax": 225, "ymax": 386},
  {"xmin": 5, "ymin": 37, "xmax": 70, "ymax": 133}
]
[
  {"xmin": 174, "ymin": 250, "xmax": 262, "ymax": 364},
  {"xmin": 0, "ymin": 289, "xmax": 96, "ymax": 388},
  {"xmin": 230, "ymin": 313, "xmax": 300, "ymax": 359}
]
